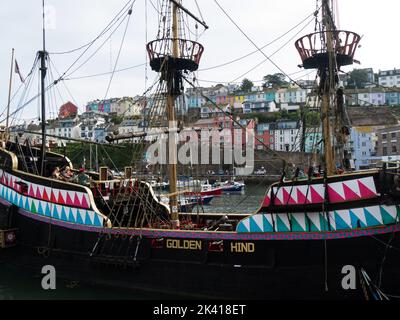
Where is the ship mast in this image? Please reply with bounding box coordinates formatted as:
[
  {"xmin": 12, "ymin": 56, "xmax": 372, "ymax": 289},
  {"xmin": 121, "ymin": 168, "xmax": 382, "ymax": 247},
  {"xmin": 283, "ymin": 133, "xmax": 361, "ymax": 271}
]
[
  {"xmin": 295, "ymin": 0, "xmax": 361, "ymax": 175},
  {"xmin": 39, "ymin": 0, "xmax": 48, "ymax": 176},
  {"xmin": 5, "ymin": 48, "xmax": 15, "ymax": 143},
  {"xmin": 146, "ymin": 0, "xmax": 205, "ymax": 228},
  {"xmin": 321, "ymin": 0, "xmax": 336, "ymax": 175},
  {"xmin": 167, "ymin": 1, "xmax": 179, "ymax": 226}
]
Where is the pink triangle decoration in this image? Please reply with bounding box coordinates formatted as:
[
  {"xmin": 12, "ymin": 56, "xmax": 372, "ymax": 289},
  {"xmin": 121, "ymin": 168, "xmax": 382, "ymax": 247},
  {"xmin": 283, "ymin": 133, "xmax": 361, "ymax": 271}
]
[
  {"xmin": 81, "ymin": 194, "xmax": 89, "ymax": 209},
  {"xmin": 327, "ymin": 185, "xmax": 346, "ymax": 203},
  {"xmin": 58, "ymin": 191, "xmax": 65, "ymax": 205},
  {"xmin": 282, "ymin": 188, "xmax": 291, "ymax": 205},
  {"xmin": 342, "ymin": 183, "xmax": 360, "ymax": 201},
  {"xmin": 297, "ymin": 188, "xmax": 307, "ymax": 204},
  {"xmin": 66, "ymin": 192, "xmax": 74, "ymax": 206},
  {"xmin": 42, "ymin": 188, "xmax": 49, "ymax": 201},
  {"xmin": 310, "ymin": 186, "xmax": 324, "ymax": 203},
  {"xmin": 358, "ymin": 180, "xmax": 377, "ymax": 198},
  {"xmin": 35, "ymin": 186, "xmax": 42, "ymax": 199},
  {"xmin": 50, "ymin": 190, "xmax": 57, "ymax": 203},
  {"xmin": 273, "ymin": 188, "xmax": 283, "ymax": 205},
  {"xmin": 262, "ymin": 195, "xmax": 271, "ymax": 207},
  {"xmin": 28, "ymin": 184, "xmax": 35, "ymax": 197},
  {"xmin": 74, "ymin": 193, "xmax": 81, "ymax": 207}
]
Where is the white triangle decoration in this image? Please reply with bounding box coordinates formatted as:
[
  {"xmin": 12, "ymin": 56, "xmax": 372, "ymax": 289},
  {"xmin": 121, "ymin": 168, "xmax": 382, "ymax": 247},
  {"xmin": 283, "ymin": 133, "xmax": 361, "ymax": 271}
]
[
  {"xmin": 241, "ymin": 219, "xmax": 250, "ymax": 232},
  {"xmin": 276, "ymin": 214, "xmax": 291, "ymax": 230},
  {"xmin": 343, "ymin": 179, "xmax": 361, "ymax": 197},
  {"xmin": 351, "ymin": 207, "xmax": 367, "ymax": 226},
  {"xmin": 252, "ymin": 214, "xmax": 264, "ymax": 231},
  {"xmin": 329, "ymin": 181, "xmax": 346, "ymax": 200},
  {"xmin": 335, "ymin": 210, "xmax": 352, "ymax": 228},
  {"xmin": 307, "ymin": 212, "xmax": 321, "ymax": 231},
  {"xmin": 366, "ymin": 206, "xmax": 383, "ymax": 224},
  {"xmin": 381, "ymin": 205, "xmax": 397, "ymax": 220},
  {"xmin": 291, "ymin": 213, "xmax": 307, "ymax": 231}
]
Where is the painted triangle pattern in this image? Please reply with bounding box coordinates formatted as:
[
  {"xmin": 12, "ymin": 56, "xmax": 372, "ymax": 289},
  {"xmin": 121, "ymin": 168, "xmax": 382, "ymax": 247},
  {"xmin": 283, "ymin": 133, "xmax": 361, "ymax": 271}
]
[
  {"xmin": 0, "ymin": 182, "xmax": 103, "ymax": 227},
  {"xmin": 237, "ymin": 204, "xmax": 400, "ymax": 233},
  {"xmin": 263, "ymin": 176, "xmax": 379, "ymax": 209},
  {"xmin": 0, "ymin": 170, "xmax": 91, "ymax": 210}
]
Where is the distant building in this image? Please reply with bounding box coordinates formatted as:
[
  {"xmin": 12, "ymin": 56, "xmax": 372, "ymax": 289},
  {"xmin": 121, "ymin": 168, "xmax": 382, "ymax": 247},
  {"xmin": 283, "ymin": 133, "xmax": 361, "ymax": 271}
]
[
  {"xmin": 349, "ymin": 127, "xmax": 374, "ymax": 170},
  {"xmin": 80, "ymin": 111, "xmax": 107, "ymax": 141},
  {"xmin": 345, "ymin": 88, "xmax": 386, "ymax": 106},
  {"xmin": 273, "ymin": 120, "xmax": 302, "ymax": 152},
  {"xmin": 378, "ymin": 69, "xmax": 400, "ymax": 88},
  {"xmin": 304, "ymin": 127, "xmax": 323, "ymax": 154},
  {"xmin": 59, "ymin": 101, "xmax": 78, "ymax": 119},
  {"xmin": 376, "ymin": 125, "xmax": 400, "ymax": 157},
  {"xmin": 255, "ymin": 123, "xmax": 275, "ymax": 150}
]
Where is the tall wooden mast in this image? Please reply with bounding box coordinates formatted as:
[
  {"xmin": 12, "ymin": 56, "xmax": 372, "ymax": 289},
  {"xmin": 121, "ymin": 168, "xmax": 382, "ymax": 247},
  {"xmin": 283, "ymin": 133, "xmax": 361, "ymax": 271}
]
[
  {"xmin": 39, "ymin": 0, "xmax": 48, "ymax": 176},
  {"xmin": 167, "ymin": 1, "xmax": 180, "ymax": 225},
  {"xmin": 146, "ymin": 0, "xmax": 205, "ymax": 228},
  {"xmin": 5, "ymin": 48, "xmax": 15, "ymax": 143},
  {"xmin": 321, "ymin": 0, "xmax": 336, "ymax": 175},
  {"xmin": 295, "ymin": 0, "xmax": 361, "ymax": 175}
]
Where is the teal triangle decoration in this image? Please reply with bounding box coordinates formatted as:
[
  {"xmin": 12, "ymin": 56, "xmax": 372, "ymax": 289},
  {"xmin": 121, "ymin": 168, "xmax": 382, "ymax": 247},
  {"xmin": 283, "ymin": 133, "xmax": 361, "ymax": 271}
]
[
  {"xmin": 84, "ymin": 211, "xmax": 93, "ymax": 226},
  {"xmin": 319, "ymin": 214, "xmax": 330, "ymax": 231},
  {"xmin": 262, "ymin": 215, "xmax": 274, "ymax": 232},
  {"xmin": 349, "ymin": 210, "xmax": 366, "ymax": 229},
  {"xmin": 19, "ymin": 196, "xmax": 24, "ymax": 208},
  {"xmin": 24, "ymin": 198, "xmax": 30, "ymax": 211},
  {"xmin": 237, "ymin": 221, "xmax": 249, "ymax": 233},
  {"xmin": 68, "ymin": 208, "xmax": 76, "ymax": 223},
  {"xmin": 13, "ymin": 192, "xmax": 18, "ymax": 205},
  {"xmin": 334, "ymin": 212, "xmax": 351, "ymax": 230},
  {"xmin": 76, "ymin": 210, "xmax": 84, "ymax": 225},
  {"xmin": 1, "ymin": 186, "xmax": 4, "ymax": 198},
  {"xmin": 93, "ymin": 213, "xmax": 102, "ymax": 227},
  {"xmin": 364, "ymin": 208, "xmax": 382, "ymax": 227},
  {"xmin": 37, "ymin": 201, "xmax": 44, "ymax": 215},
  {"xmin": 380, "ymin": 207, "xmax": 396, "ymax": 225},
  {"xmin": 53, "ymin": 206, "xmax": 60, "ymax": 220},
  {"xmin": 5, "ymin": 189, "xmax": 9, "ymax": 202},
  {"xmin": 307, "ymin": 215, "xmax": 320, "ymax": 232},
  {"xmin": 61, "ymin": 206, "xmax": 68, "ymax": 221},
  {"xmin": 276, "ymin": 215, "xmax": 290, "ymax": 232},
  {"xmin": 291, "ymin": 215, "xmax": 306, "ymax": 232},
  {"xmin": 249, "ymin": 217, "xmax": 262, "ymax": 232},
  {"xmin": 45, "ymin": 203, "xmax": 52, "ymax": 217}
]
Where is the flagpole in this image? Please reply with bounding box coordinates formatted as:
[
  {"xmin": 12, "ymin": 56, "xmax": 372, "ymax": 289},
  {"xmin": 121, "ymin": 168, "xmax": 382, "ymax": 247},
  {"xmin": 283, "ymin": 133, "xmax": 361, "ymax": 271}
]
[{"xmin": 5, "ymin": 48, "xmax": 15, "ymax": 142}]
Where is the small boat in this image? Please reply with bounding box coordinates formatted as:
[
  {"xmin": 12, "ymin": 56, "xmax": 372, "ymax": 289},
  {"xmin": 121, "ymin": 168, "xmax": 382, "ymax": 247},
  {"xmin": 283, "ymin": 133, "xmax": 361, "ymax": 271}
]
[
  {"xmin": 185, "ymin": 180, "xmax": 223, "ymax": 197},
  {"xmin": 217, "ymin": 180, "xmax": 245, "ymax": 193},
  {"xmin": 186, "ymin": 194, "xmax": 214, "ymax": 205}
]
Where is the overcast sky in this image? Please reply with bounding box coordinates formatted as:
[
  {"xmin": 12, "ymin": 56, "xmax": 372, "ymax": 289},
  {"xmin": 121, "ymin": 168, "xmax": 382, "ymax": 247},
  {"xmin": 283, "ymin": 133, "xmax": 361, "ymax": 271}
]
[{"xmin": 1, "ymin": 0, "xmax": 399, "ymax": 123}]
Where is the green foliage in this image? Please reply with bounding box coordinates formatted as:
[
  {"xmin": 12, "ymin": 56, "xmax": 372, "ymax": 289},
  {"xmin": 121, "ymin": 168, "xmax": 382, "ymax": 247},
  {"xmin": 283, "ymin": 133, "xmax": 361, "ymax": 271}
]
[
  {"xmin": 111, "ymin": 115, "xmax": 124, "ymax": 125},
  {"xmin": 305, "ymin": 111, "xmax": 320, "ymax": 126},
  {"xmin": 262, "ymin": 73, "xmax": 289, "ymax": 89},
  {"xmin": 52, "ymin": 142, "xmax": 145, "ymax": 170},
  {"xmin": 240, "ymin": 78, "xmax": 254, "ymax": 92},
  {"xmin": 241, "ymin": 110, "xmax": 301, "ymax": 123},
  {"xmin": 346, "ymin": 69, "xmax": 369, "ymax": 89}
]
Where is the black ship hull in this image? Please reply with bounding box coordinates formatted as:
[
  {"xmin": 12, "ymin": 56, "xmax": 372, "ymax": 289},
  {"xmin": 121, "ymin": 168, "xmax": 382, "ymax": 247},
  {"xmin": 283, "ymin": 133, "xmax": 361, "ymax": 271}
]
[{"xmin": 2, "ymin": 206, "xmax": 400, "ymax": 300}]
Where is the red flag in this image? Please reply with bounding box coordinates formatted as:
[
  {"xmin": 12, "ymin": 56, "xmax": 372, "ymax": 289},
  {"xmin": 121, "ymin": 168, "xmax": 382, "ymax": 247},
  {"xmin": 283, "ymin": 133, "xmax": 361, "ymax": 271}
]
[{"xmin": 15, "ymin": 60, "xmax": 25, "ymax": 83}]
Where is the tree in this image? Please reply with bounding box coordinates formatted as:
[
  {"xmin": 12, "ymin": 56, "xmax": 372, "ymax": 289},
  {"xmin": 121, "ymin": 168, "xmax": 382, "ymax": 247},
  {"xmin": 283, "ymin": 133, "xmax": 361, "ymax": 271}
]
[
  {"xmin": 262, "ymin": 73, "xmax": 289, "ymax": 89},
  {"xmin": 346, "ymin": 69, "xmax": 369, "ymax": 89},
  {"xmin": 240, "ymin": 78, "xmax": 254, "ymax": 92}
]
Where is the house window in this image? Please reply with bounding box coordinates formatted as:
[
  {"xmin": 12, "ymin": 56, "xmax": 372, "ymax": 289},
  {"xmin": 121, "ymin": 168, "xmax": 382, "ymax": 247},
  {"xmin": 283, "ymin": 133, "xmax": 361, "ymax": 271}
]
[
  {"xmin": 392, "ymin": 132, "xmax": 396, "ymax": 138},
  {"xmin": 383, "ymin": 147, "xmax": 387, "ymax": 156},
  {"xmin": 392, "ymin": 145, "xmax": 397, "ymax": 153},
  {"xmin": 382, "ymin": 134, "xmax": 387, "ymax": 140}
]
